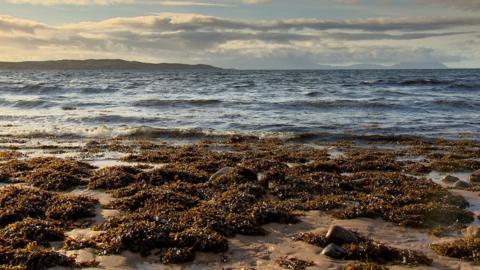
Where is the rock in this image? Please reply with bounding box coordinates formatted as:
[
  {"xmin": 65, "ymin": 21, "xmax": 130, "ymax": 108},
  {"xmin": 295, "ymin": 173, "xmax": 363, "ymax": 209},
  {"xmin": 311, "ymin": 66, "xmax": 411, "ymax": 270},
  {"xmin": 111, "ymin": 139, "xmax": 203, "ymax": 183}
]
[
  {"xmin": 464, "ymin": 226, "xmax": 480, "ymax": 239},
  {"xmin": 209, "ymin": 167, "xmax": 235, "ymax": 182},
  {"xmin": 325, "ymin": 225, "xmax": 359, "ymax": 245},
  {"xmin": 321, "ymin": 244, "xmax": 347, "ymax": 259},
  {"xmin": 453, "ymin": 180, "xmax": 471, "ymax": 189},
  {"xmin": 442, "ymin": 175, "xmax": 459, "ymax": 184},
  {"xmin": 470, "ymin": 170, "xmax": 480, "ymax": 183}
]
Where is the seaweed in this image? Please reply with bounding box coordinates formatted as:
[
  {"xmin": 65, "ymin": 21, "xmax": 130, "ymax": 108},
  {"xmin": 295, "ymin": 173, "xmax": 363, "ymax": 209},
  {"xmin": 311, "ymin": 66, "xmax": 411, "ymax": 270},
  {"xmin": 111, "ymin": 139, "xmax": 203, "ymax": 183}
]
[
  {"xmin": 344, "ymin": 262, "xmax": 389, "ymax": 270},
  {"xmin": 0, "ymin": 243, "xmax": 76, "ymax": 270},
  {"xmin": 294, "ymin": 228, "xmax": 431, "ymax": 266},
  {"xmin": 431, "ymin": 237, "xmax": 480, "ymax": 264},
  {"xmin": 0, "ymin": 186, "xmax": 97, "ymax": 227},
  {"xmin": 1, "ymin": 136, "xmax": 476, "ymax": 267},
  {"xmin": 88, "ymin": 166, "xmax": 142, "ymax": 190},
  {"xmin": 0, "ymin": 218, "xmax": 64, "ymax": 249},
  {"xmin": 276, "ymin": 257, "xmax": 315, "ymax": 270},
  {"xmin": 0, "ymin": 158, "xmax": 94, "ymax": 191}
]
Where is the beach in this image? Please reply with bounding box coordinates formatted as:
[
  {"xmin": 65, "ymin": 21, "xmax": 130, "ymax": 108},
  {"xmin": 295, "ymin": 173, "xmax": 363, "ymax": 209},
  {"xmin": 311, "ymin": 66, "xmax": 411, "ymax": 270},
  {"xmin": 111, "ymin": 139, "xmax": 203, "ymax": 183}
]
[{"xmin": 1, "ymin": 133, "xmax": 479, "ymax": 269}]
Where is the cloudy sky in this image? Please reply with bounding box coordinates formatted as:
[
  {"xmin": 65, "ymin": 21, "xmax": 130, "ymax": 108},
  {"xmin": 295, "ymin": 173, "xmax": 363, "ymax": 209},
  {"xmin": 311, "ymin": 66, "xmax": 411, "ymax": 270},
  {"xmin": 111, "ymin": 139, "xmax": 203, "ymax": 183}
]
[{"xmin": 0, "ymin": 0, "xmax": 479, "ymax": 68}]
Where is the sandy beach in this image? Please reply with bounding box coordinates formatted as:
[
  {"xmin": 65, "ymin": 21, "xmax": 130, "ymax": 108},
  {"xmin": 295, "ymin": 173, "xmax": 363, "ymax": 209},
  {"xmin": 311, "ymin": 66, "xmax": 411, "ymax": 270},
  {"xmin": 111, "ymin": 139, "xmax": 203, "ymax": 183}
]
[{"xmin": 0, "ymin": 134, "xmax": 479, "ymax": 270}]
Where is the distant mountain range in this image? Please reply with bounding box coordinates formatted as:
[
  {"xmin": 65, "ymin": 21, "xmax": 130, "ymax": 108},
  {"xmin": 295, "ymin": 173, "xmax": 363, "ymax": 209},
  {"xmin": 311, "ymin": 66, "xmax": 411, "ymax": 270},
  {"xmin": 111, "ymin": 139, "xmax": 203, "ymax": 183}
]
[
  {"xmin": 317, "ymin": 61, "xmax": 449, "ymax": 70},
  {"xmin": 0, "ymin": 59, "xmax": 221, "ymax": 70},
  {"xmin": 0, "ymin": 59, "xmax": 450, "ymax": 70}
]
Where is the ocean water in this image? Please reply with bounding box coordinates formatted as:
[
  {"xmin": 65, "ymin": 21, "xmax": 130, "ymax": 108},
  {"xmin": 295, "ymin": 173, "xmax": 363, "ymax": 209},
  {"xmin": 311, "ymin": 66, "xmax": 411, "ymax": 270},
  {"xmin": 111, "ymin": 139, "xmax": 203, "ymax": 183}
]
[{"xmin": 0, "ymin": 69, "xmax": 478, "ymax": 140}]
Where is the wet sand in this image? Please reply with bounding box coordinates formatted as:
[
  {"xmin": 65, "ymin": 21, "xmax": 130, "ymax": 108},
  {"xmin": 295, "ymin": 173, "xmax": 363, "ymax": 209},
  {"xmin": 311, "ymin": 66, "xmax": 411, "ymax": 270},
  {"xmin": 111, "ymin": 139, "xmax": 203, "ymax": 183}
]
[{"xmin": 1, "ymin": 135, "xmax": 480, "ymax": 270}]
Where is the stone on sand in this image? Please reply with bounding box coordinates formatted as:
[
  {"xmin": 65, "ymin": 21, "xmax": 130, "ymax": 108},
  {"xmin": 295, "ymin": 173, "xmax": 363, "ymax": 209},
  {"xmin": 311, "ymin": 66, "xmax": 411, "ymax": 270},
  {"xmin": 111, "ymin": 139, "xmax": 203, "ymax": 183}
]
[
  {"xmin": 470, "ymin": 170, "xmax": 480, "ymax": 183},
  {"xmin": 464, "ymin": 226, "xmax": 480, "ymax": 239},
  {"xmin": 321, "ymin": 244, "xmax": 347, "ymax": 259},
  {"xmin": 453, "ymin": 180, "xmax": 471, "ymax": 189},
  {"xmin": 442, "ymin": 175, "xmax": 459, "ymax": 184},
  {"xmin": 209, "ymin": 167, "xmax": 235, "ymax": 182},
  {"xmin": 326, "ymin": 225, "xmax": 359, "ymax": 245}
]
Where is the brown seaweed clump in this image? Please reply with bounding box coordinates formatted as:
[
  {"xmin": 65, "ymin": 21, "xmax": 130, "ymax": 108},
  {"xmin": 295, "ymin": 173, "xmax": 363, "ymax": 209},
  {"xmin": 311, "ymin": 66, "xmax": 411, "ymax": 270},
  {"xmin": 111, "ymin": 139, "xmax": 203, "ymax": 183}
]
[
  {"xmin": 0, "ymin": 218, "xmax": 77, "ymax": 270},
  {"xmin": 0, "ymin": 157, "xmax": 95, "ymax": 191},
  {"xmin": 431, "ymin": 237, "xmax": 480, "ymax": 264},
  {"xmin": 0, "ymin": 186, "xmax": 98, "ymax": 269},
  {"xmin": 0, "ymin": 150, "xmax": 24, "ymax": 161},
  {"xmin": 88, "ymin": 166, "xmax": 142, "ymax": 190},
  {"xmin": 344, "ymin": 262, "xmax": 389, "ymax": 270},
  {"xmin": 0, "ymin": 243, "xmax": 76, "ymax": 270},
  {"xmin": 0, "ymin": 186, "xmax": 97, "ymax": 227},
  {"xmin": 295, "ymin": 230, "xmax": 432, "ymax": 266},
  {"xmin": 0, "ymin": 218, "xmax": 64, "ymax": 249},
  {"xmin": 324, "ymin": 173, "xmax": 473, "ymax": 229},
  {"xmin": 80, "ymin": 179, "xmax": 297, "ymax": 263},
  {"xmin": 276, "ymin": 257, "xmax": 315, "ymax": 270},
  {"xmin": 88, "ymin": 164, "xmax": 211, "ymax": 191}
]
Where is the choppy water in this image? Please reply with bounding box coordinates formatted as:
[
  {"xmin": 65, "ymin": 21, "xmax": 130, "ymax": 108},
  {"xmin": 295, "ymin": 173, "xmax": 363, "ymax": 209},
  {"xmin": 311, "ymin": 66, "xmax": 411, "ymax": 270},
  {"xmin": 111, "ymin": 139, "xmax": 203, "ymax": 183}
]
[{"xmin": 0, "ymin": 69, "xmax": 479, "ymax": 139}]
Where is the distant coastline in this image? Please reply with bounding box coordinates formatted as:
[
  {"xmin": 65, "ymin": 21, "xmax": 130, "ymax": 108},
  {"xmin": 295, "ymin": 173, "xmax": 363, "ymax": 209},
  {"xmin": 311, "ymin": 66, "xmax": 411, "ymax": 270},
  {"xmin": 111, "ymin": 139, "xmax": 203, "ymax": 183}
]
[
  {"xmin": 0, "ymin": 59, "xmax": 476, "ymax": 70},
  {"xmin": 0, "ymin": 59, "xmax": 222, "ymax": 70}
]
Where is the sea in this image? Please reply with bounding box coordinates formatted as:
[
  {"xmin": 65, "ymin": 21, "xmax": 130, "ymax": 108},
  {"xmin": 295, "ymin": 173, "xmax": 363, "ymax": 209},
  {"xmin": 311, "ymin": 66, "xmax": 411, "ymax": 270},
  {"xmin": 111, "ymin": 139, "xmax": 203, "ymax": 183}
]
[{"xmin": 0, "ymin": 69, "xmax": 478, "ymax": 140}]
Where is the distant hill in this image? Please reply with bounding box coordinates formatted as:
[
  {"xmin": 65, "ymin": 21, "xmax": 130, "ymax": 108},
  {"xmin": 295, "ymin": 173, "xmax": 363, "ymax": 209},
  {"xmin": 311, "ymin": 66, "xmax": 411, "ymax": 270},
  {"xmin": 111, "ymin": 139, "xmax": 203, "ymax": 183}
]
[
  {"xmin": 390, "ymin": 61, "xmax": 448, "ymax": 69},
  {"xmin": 332, "ymin": 61, "xmax": 449, "ymax": 70},
  {"xmin": 0, "ymin": 59, "xmax": 222, "ymax": 70}
]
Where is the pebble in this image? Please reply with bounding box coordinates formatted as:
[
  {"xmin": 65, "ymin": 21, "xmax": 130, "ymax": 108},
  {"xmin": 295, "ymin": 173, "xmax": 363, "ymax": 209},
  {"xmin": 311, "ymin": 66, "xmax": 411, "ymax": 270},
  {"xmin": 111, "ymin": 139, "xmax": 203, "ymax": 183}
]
[
  {"xmin": 464, "ymin": 226, "xmax": 480, "ymax": 238},
  {"xmin": 326, "ymin": 225, "xmax": 359, "ymax": 245},
  {"xmin": 442, "ymin": 175, "xmax": 459, "ymax": 184},
  {"xmin": 470, "ymin": 170, "xmax": 480, "ymax": 183},
  {"xmin": 321, "ymin": 244, "xmax": 347, "ymax": 259},
  {"xmin": 209, "ymin": 167, "xmax": 235, "ymax": 182},
  {"xmin": 453, "ymin": 180, "xmax": 471, "ymax": 189}
]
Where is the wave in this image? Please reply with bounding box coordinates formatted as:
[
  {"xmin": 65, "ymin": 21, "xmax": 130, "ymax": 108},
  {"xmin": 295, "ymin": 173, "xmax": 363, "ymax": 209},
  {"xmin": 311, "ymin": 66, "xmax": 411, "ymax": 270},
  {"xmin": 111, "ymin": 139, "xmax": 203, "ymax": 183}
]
[
  {"xmin": 0, "ymin": 99, "xmax": 56, "ymax": 108},
  {"xmin": 279, "ymin": 99, "xmax": 401, "ymax": 109},
  {"xmin": 361, "ymin": 78, "xmax": 457, "ymax": 87},
  {"xmin": 80, "ymin": 86, "xmax": 119, "ymax": 94},
  {"xmin": 80, "ymin": 115, "xmax": 159, "ymax": 124},
  {"xmin": 433, "ymin": 100, "xmax": 480, "ymax": 109},
  {"xmin": 398, "ymin": 79, "xmax": 452, "ymax": 86},
  {"xmin": 2, "ymin": 125, "xmax": 474, "ymax": 143},
  {"xmin": 133, "ymin": 99, "xmax": 223, "ymax": 107}
]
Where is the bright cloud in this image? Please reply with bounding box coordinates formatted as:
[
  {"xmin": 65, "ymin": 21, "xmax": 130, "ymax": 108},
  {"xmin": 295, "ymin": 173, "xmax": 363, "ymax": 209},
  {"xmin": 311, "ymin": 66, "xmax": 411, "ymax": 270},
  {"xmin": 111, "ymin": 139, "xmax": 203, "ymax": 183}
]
[{"xmin": 0, "ymin": 12, "xmax": 478, "ymax": 68}]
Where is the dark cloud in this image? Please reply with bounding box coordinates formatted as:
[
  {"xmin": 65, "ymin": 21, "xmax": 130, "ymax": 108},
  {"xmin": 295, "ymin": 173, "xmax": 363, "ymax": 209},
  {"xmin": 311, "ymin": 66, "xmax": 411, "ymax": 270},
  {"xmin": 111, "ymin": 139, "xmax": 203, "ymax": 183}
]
[
  {"xmin": 99, "ymin": 14, "xmax": 480, "ymax": 33},
  {"xmin": 327, "ymin": 31, "xmax": 476, "ymax": 40},
  {"xmin": 417, "ymin": 0, "xmax": 480, "ymax": 10}
]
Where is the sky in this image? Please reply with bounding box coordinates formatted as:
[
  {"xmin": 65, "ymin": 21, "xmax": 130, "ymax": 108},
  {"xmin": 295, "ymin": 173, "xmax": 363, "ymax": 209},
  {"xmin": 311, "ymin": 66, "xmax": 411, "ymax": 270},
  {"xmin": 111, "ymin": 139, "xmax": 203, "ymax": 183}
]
[{"xmin": 0, "ymin": 0, "xmax": 479, "ymax": 69}]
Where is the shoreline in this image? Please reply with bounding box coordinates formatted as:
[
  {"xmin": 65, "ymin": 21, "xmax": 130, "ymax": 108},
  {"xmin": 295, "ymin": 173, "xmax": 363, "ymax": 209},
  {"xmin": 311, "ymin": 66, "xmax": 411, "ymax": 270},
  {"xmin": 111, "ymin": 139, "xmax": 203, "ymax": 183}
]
[{"xmin": 1, "ymin": 134, "xmax": 480, "ymax": 269}]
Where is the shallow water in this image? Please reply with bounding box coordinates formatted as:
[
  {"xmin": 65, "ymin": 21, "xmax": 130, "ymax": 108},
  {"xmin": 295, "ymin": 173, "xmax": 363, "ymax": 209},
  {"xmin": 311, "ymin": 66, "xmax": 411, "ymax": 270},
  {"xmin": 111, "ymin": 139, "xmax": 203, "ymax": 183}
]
[{"xmin": 0, "ymin": 69, "xmax": 479, "ymax": 139}]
